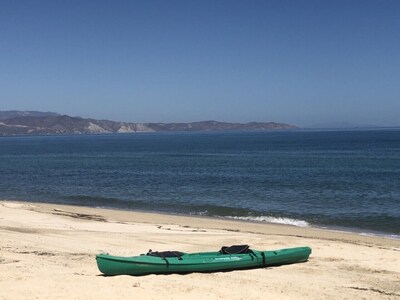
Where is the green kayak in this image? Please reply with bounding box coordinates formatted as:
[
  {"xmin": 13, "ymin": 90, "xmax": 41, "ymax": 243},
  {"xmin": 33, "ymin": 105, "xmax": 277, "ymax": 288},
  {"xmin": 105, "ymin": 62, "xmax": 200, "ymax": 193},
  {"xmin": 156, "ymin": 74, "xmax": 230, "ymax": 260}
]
[{"xmin": 96, "ymin": 245, "xmax": 311, "ymax": 276}]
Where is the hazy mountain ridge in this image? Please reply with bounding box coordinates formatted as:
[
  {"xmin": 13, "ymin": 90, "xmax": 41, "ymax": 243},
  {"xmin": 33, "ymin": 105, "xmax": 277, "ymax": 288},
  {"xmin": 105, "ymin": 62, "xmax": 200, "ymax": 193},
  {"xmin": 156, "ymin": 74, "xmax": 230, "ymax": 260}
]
[
  {"xmin": 0, "ymin": 110, "xmax": 60, "ymax": 121},
  {"xmin": 0, "ymin": 111, "xmax": 297, "ymax": 135}
]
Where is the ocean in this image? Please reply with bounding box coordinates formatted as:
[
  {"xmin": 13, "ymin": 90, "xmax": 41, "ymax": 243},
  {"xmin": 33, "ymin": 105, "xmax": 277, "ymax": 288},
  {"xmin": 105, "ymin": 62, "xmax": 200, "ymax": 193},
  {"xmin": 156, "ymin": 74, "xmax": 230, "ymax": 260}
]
[{"xmin": 0, "ymin": 130, "xmax": 399, "ymax": 237}]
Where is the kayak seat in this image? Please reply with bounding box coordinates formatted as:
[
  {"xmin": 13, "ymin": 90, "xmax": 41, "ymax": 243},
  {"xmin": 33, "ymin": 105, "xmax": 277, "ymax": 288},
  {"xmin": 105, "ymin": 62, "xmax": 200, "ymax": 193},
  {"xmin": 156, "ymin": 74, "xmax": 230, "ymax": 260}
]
[
  {"xmin": 146, "ymin": 250, "xmax": 185, "ymax": 260},
  {"xmin": 220, "ymin": 244, "xmax": 250, "ymax": 254}
]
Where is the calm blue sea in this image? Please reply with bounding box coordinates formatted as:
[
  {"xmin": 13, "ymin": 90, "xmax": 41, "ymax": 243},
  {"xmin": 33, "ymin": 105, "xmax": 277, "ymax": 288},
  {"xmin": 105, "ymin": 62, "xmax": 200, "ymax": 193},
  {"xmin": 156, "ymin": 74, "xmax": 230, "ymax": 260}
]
[{"xmin": 0, "ymin": 130, "xmax": 399, "ymax": 237}]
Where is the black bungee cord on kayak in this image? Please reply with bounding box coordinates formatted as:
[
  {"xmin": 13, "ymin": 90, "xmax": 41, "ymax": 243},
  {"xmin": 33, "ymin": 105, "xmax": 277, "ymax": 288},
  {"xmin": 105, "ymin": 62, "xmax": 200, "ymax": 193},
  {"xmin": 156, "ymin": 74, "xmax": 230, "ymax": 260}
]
[
  {"xmin": 146, "ymin": 250, "xmax": 184, "ymax": 265},
  {"xmin": 219, "ymin": 244, "xmax": 266, "ymax": 266}
]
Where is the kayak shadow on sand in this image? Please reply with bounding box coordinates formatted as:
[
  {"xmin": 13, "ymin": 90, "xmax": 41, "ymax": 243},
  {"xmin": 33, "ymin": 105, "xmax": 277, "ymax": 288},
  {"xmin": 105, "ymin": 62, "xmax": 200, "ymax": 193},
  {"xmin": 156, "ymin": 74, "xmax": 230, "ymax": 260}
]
[{"xmin": 96, "ymin": 260, "xmax": 309, "ymax": 277}]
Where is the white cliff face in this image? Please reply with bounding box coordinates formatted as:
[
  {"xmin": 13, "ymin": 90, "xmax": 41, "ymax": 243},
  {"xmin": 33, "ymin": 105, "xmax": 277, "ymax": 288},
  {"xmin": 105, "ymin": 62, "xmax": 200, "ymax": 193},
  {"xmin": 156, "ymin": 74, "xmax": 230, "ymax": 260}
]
[
  {"xmin": 0, "ymin": 122, "xmax": 29, "ymax": 128},
  {"xmin": 117, "ymin": 124, "xmax": 136, "ymax": 133},
  {"xmin": 87, "ymin": 122, "xmax": 110, "ymax": 133},
  {"xmin": 135, "ymin": 123, "xmax": 155, "ymax": 132},
  {"xmin": 117, "ymin": 123, "xmax": 154, "ymax": 133}
]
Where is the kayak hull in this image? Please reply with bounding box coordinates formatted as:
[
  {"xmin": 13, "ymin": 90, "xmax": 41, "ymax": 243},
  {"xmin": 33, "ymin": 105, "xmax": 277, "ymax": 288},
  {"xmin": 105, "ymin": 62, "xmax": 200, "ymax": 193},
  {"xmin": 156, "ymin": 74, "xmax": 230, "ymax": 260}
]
[{"xmin": 96, "ymin": 246, "xmax": 311, "ymax": 276}]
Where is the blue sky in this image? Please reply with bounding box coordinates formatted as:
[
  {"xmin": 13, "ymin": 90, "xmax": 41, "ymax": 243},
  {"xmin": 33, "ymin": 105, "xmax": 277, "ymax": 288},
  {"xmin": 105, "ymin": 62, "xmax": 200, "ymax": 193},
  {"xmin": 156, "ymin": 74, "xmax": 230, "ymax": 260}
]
[{"xmin": 0, "ymin": 0, "xmax": 399, "ymax": 126}]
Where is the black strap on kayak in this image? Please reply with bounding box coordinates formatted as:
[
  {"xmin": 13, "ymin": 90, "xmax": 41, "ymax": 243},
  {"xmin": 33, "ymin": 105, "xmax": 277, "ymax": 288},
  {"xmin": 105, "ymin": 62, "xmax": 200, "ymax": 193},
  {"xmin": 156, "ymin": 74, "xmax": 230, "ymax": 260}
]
[
  {"xmin": 146, "ymin": 250, "xmax": 183, "ymax": 260},
  {"xmin": 248, "ymin": 249, "xmax": 256, "ymax": 261},
  {"xmin": 171, "ymin": 251, "xmax": 183, "ymax": 260},
  {"xmin": 260, "ymin": 251, "xmax": 266, "ymax": 266},
  {"xmin": 160, "ymin": 254, "xmax": 169, "ymax": 266},
  {"xmin": 147, "ymin": 251, "xmax": 170, "ymax": 265}
]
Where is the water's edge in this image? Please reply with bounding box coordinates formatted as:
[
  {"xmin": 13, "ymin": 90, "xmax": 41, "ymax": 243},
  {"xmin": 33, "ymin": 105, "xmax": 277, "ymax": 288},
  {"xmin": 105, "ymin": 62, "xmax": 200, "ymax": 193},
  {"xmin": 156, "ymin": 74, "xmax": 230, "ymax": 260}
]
[{"xmin": 5, "ymin": 198, "xmax": 398, "ymax": 240}]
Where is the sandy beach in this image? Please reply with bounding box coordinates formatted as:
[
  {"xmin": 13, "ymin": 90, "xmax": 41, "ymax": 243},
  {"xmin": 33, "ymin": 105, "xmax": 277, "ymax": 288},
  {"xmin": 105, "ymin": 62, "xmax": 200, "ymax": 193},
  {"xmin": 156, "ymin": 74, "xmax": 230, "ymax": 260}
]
[{"xmin": 0, "ymin": 200, "xmax": 399, "ymax": 299}]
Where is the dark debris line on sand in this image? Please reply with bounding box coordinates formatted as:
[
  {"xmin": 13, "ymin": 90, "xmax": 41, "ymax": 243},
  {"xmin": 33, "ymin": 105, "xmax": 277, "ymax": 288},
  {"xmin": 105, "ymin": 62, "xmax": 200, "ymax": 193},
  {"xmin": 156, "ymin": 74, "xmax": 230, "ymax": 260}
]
[
  {"xmin": 51, "ymin": 209, "xmax": 107, "ymax": 222},
  {"xmin": 345, "ymin": 286, "xmax": 400, "ymax": 297}
]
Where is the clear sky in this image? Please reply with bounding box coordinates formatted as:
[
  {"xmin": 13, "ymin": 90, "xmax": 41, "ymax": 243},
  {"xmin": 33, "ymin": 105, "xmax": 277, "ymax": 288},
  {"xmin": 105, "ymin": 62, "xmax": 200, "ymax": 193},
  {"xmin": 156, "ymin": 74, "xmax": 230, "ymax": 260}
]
[{"xmin": 1, "ymin": 0, "xmax": 399, "ymax": 126}]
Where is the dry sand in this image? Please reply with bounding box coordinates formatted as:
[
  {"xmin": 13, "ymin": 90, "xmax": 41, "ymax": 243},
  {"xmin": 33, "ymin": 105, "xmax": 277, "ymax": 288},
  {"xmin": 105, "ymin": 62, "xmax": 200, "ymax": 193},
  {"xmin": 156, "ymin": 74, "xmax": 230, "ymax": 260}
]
[{"xmin": 0, "ymin": 200, "xmax": 399, "ymax": 299}]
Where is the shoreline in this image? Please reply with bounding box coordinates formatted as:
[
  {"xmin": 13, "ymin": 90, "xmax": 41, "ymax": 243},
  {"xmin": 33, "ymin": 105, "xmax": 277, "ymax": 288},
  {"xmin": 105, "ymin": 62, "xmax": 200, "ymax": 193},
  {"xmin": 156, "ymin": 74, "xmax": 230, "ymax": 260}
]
[
  {"xmin": 1, "ymin": 200, "xmax": 399, "ymax": 299},
  {"xmin": 5, "ymin": 198, "xmax": 400, "ymax": 241}
]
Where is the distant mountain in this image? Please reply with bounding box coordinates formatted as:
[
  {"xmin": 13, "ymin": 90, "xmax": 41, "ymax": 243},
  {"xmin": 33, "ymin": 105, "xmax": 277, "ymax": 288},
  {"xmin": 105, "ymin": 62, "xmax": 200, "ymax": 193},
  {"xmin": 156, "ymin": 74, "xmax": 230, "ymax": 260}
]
[
  {"xmin": 148, "ymin": 120, "xmax": 296, "ymax": 131},
  {"xmin": 0, "ymin": 110, "xmax": 60, "ymax": 121},
  {"xmin": 0, "ymin": 111, "xmax": 297, "ymax": 135}
]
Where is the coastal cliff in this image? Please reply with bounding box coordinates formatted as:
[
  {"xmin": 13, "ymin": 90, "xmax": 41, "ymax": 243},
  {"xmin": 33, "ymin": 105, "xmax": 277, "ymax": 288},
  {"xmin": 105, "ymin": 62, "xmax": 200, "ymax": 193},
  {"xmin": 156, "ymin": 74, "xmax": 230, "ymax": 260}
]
[{"xmin": 0, "ymin": 111, "xmax": 297, "ymax": 135}]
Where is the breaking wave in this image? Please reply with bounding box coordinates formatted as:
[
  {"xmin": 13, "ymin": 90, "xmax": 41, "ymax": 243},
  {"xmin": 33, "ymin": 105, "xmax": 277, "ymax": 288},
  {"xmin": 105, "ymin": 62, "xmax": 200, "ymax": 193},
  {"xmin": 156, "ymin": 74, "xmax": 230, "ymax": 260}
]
[{"xmin": 226, "ymin": 215, "xmax": 310, "ymax": 227}]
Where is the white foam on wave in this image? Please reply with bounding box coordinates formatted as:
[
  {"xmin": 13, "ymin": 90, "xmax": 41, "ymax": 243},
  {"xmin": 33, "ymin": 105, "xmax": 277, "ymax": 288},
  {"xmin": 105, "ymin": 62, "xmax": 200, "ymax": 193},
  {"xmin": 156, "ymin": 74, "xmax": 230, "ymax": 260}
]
[
  {"xmin": 226, "ymin": 215, "xmax": 310, "ymax": 227},
  {"xmin": 359, "ymin": 232, "xmax": 400, "ymax": 240}
]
